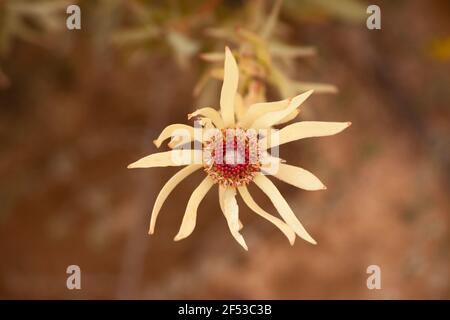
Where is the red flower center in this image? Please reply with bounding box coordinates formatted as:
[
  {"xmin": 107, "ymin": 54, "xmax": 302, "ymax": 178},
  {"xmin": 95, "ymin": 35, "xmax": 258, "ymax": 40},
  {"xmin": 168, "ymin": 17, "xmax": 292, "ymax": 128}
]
[{"xmin": 203, "ymin": 129, "xmax": 260, "ymax": 187}]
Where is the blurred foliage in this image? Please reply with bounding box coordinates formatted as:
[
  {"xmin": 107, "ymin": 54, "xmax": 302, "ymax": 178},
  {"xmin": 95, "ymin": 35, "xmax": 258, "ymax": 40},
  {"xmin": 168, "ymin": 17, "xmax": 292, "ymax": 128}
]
[
  {"xmin": 0, "ymin": 0, "xmax": 366, "ymax": 92},
  {"xmin": 196, "ymin": 0, "xmax": 338, "ymax": 108},
  {"xmin": 284, "ymin": 0, "xmax": 367, "ymax": 23},
  {"xmin": 0, "ymin": 0, "xmax": 71, "ymax": 55},
  {"xmin": 1, "ymin": 0, "xmax": 449, "ymax": 300}
]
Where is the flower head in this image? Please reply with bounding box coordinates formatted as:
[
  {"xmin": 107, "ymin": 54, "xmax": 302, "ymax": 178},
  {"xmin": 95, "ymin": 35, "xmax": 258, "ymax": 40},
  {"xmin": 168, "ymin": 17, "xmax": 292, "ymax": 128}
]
[
  {"xmin": 202, "ymin": 128, "xmax": 260, "ymax": 187},
  {"xmin": 128, "ymin": 47, "xmax": 351, "ymax": 250}
]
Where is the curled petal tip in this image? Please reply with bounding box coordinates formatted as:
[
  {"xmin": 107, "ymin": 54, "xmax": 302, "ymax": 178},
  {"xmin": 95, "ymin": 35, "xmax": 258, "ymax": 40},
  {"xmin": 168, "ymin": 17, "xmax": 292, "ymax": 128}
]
[
  {"xmin": 303, "ymin": 235, "xmax": 317, "ymax": 245},
  {"xmin": 127, "ymin": 163, "xmax": 134, "ymax": 169},
  {"xmin": 173, "ymin": 234, "xmax": 184, "ymax": 242},
  {"xmin": 303, "ymin": 234, "xmax": 317, "ymax": 245},
  {"xmin": 187, "ymin": 113, "xmax": 193, "ymax": 120},
  {"xmin": 153, "ymin": 140, "xmax": 161, "ymax": 148},
  {"xmin": 347, "ymin": 121, "xmax": 352, "ymax": 127},
  {"xmin": 322, "ymin": 185, "xmax": 327, "ymax": 190},
  {"xmin": 306, "ymin": 90, "xmax": 314, "ymax": 99}
]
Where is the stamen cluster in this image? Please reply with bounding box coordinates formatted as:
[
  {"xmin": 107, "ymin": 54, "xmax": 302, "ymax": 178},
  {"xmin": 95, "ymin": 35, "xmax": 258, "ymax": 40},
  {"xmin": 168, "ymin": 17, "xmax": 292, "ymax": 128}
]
[{"xmin": 203, "ymin": 128, "xmax": 260, "ymax": 187}]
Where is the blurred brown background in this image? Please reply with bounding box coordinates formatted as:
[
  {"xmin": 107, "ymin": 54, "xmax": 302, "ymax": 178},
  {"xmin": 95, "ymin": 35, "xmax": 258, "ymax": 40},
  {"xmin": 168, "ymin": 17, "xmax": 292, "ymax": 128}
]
[{"xmin": 0, "ymin": 0, "xmax": 449, "ymax": 299}]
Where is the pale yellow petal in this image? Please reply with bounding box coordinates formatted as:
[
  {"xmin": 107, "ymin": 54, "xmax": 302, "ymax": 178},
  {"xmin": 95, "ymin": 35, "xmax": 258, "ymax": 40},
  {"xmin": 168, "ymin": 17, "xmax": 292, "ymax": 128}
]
[
  {"xmin": 198, "ymin": 117, "xmax": 214, "ymax": 130},
  {"xmin": 253, "ymin": 174, "xmax": 316, "ymax": 244},
  {"xmin": 149, "ymin": 164, "xmax": 202, "ymax": 234},
  {"xmin": 167, "ymin": 136, "xmax": 183, "ymax": 149},
  {"xmin": 251, "ymin": 90, "xmax": 314, "ymax": 129},
  {"xmin": 259, "ymin": 152, "xmax": 284, "ymax": 167},
  {"xmin": 220, "ymin": 186, "xmax": 248, "ymax": 250},
  {"xmin": 239, "ymin": 99, "xmax": 289, "ymax": 128},
  {"xmin": 275, "ymin": 109, "xmax": 299, "ymax": 126},
  {"xmin": 238, "ymin": 186, "xmax": 295, "ymax": 245},
  {"xmin": 219, "ymin": 187, "xmax": 243, "ymax": 231},
  {"xmin": 174, "ymin": 177, "xmax": 215, "ymax": 241},
  {"xmin": 218, "ymin": 185, "xmax": 225, "ymax": 212},
  {"xmin": 153, "ymin": 124, "xmax": 195, "ymax": 148},
  {"xmin": 188, "ymin": 107, "xmax": 224, "ymax": 129},
  {"xmin": 234, "ymin": 93, "xmax": 246, "ymax": 123},
  {"xmin": 127, "ymin": 150, "xmax": 202, "ymax": 168},
  {"xmin": 265, "ymin": 163, "xmax": 326, "ymax": 191},
  {"xmin": 260, "ymin": 121, "xmax": 352, "ymax": 149},
  {"xmin": 220, "ymin": 47, "xmax": 238, "ymax": 127}
]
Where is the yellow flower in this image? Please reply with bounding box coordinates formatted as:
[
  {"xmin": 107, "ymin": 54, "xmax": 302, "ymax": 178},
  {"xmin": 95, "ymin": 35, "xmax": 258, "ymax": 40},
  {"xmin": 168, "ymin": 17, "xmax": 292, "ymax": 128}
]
[{"xmin": 128, "ymin": 47, "xmax": 351, "ymax": 250}]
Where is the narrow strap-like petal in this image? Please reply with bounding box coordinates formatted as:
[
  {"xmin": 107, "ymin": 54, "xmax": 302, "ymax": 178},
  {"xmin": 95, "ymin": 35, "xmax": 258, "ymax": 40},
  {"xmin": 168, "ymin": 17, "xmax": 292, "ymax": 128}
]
[
  {"xmin": 188, "ymin": 107, "xmax": 224, "ymax": 129},
  {"xmin": 127, "ymin": 150, "xmax": 202, "ymax": 168},
  {"xmin": 238, "ymin": 186, "xmax": 295, "ymax": 245},
  {"xmin": 274, "ymin": 109, "xmax": 299, "ymax": 126},
  {"xmin": 253, "ymin": 174, "xmax": 317, "ymax": 245},
  {"xmin": 219, "ymin": 186, "xmax": 248, "ymax": 250},
  {"xmin": 263, "ymin": 162, "xmax": 326, "ymax": 191},
  {"xmin": 149, "ymin": 164, "xmax": 202, "ymax": 234},
  {"xmin": 234, "ymin": 93, "xmax": 246, "ymax": 123},
  {"xmin": 251, "ymin": 90, "xmax": 314, "ymax": 129},
  {"xmin": 174, "ymin": 177, "xmax": 215, "ymax": 241},
  {"xmin": 239, "ymin": 99, "xmax": 289, "ymax": 128},
  {"xmin": 259, "ymin": 121, "xmax": 352, "ymax": 149},
  {"xmin": 153, "ymin": 124, "xmax": 195, "ymax": 148},
  {"xmin": 220, "ymin": 47, "xmax": 238, "ymax": 127},
  {"xmin": 219, "ymin": 187, "xmax": 243, "ymax": 231},
  {"xmin": 218, "ymin": 186, "xmax": 225, "ymax": 212}
]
